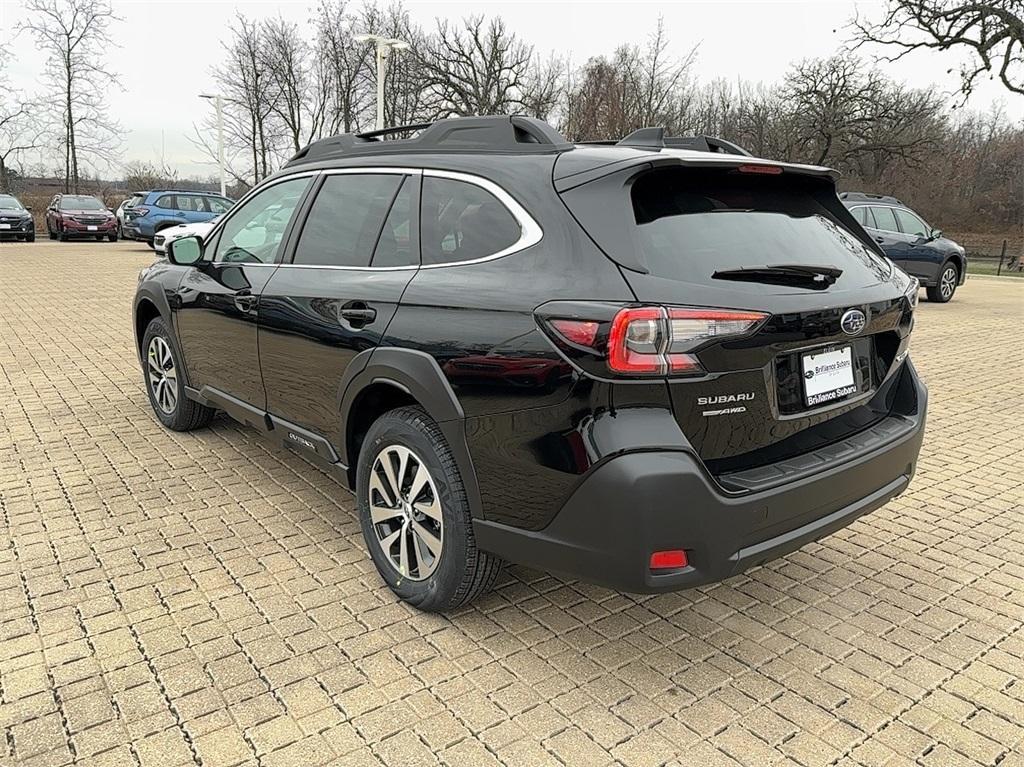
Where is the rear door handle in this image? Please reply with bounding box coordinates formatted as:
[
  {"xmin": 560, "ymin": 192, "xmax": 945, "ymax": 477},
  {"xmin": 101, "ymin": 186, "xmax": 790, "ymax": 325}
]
[
  {"xmin": 234, "ymin": 292, "xmax": 256, "ymax": 313},
  {"xmin": 340, "ymin": 302, "xmax": 376, "ymax": 326}
]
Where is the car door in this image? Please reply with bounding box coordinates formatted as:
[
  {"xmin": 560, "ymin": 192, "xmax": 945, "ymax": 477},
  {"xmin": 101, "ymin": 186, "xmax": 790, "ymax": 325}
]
[
  {"xmin": 258, "ymin": 169, "xmax": 419, "ymax": 448},
  {"xmin": 867, "ymin": 206, "xmax": 913, "ymax": 269},
  {"xmin": 178, "ymin": 194, "xmax": 207, "ymax": 224},
  {"xmin": 173, "ymin": 175, "xmax": 314, "ymax": 409},
  {"xmin": 892, "ymin": 207, "xmax": 943, "ymax": 282}
]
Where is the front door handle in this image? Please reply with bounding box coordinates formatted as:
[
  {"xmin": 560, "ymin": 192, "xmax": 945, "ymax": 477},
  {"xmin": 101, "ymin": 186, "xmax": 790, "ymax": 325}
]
[
  {"xmin": 340, "ymin": 302, "xmax": 376, "ymax": 326},
  {"xmin": 875, "ymin": 236, "xmax": 885, "ymax": 243},
  {"xmin": 234, "ymin": 292, "xmax": 256, "ymax": 313}
]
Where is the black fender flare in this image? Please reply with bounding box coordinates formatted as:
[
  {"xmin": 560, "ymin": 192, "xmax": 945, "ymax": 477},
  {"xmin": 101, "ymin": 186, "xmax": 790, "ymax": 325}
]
[
  {"xmin": 338, "ymin": 347, "xmax": 484, "ymax": 520},
  {"xmin": 133, "ymin": 283, "xmax": 193, "ymax": 389}
]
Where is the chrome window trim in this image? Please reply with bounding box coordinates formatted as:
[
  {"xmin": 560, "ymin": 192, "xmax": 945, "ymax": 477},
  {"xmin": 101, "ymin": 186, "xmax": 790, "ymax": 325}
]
[
  {"xmin": 418, "ymin": 168, "xmax": 543, "ymax": 269},
  {"xmin": 203, "ymin": 166, "xmax": 542, "ymax": 271}
]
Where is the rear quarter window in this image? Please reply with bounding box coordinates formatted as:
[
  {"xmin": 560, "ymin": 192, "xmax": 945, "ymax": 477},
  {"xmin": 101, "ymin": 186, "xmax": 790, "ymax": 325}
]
[{"xmin": 420, "ymin": 177, "xmax": 521, "ymax": 265}]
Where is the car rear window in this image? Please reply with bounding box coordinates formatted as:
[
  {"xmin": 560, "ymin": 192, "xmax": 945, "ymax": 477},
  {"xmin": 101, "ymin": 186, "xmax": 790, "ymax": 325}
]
[{"xmin": 624, "ymin": 169, "xmax": 889, "ymax": 284}]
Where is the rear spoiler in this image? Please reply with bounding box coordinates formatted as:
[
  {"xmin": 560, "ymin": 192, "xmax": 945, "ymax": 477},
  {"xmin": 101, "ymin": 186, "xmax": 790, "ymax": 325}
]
[
  {"xmin": 555, "ymin": 151, "xmax": 838, "ymax": 193},
  {"xmin": 556, "ymin": 159, "xmax": 885, "ymax": 274}
]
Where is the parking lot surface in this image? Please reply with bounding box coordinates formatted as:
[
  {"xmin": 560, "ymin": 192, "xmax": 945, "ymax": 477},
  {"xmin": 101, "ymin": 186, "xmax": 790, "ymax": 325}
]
[{"xmin": 1, "ymin": 240, "xmax": 1022, "ymax": 767}]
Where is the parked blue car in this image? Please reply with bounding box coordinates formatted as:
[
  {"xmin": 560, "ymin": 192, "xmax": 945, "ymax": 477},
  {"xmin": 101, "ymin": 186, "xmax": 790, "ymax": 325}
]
[{"xmin": 123, "ymin": 190, "xmax": 234, "ymax": 248}]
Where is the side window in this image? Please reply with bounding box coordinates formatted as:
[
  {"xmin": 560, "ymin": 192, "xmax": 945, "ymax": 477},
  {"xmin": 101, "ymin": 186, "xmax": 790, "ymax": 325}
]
[
  {"xmin": 852, "ymin": 206, "xmax": 875, "ymax": 228},
  {"xmin": 293, "ymin": 174, "xmax": 403, "ymax": 267},
  {"xmin": 870, "ymin": 206, "xmax": 899, "ymax": 233},
  {"xmin": 420, "ymin": 177, "xmax": 522, "ymax": 265},
  {"xmin": 177, "ymin": 195, "xmax": 201, "ymax": 212},
  {"xmin": 213, "ymin": 177, "xmax": 310, "ymax": 264},
  {"xmin": 893, "ymin": 209, "xmax": 928, "ymax": 238},
  {"xmin": 154, "ymin": 195, "xmax": 177, "ymax": 210},
  {"xmin": 371, "ymin": 178, "xmax": 416, "ymax": 268},
  {"xmin": 206, "ymin": 197, "xmax": 231, "ymax": 215}
]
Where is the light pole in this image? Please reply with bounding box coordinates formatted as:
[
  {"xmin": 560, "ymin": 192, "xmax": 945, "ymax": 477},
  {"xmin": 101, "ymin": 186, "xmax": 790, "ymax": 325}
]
[
  {"xmin": 354, "ymin": 34, "xmax": 410, "ymax": 131},
  {"xmin": 199, "ymin": 93, "xmax": 226, "ymax": 197}
]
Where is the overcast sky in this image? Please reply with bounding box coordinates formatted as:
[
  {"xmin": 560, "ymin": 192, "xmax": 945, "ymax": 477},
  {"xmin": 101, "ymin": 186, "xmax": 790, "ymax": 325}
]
[{"xmin": 1, "ymin": 0, "xmax": 1021, "ymax": 178}]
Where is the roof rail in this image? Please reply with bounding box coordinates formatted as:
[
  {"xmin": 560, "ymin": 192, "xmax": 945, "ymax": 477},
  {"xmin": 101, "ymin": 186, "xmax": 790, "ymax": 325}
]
[
  {"xmin": 286, "ymin": 115, "xmax": 572, "ymax": 166},
  {"xmin": 839, "ymin": 191, "xmax": 903, "ymax": 206}
]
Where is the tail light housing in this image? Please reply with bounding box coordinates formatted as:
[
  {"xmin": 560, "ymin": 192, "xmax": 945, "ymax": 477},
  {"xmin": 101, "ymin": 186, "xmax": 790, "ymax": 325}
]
[{"xmin": 543, "ymin": 304, "xmax": 768, "ymax": 378}]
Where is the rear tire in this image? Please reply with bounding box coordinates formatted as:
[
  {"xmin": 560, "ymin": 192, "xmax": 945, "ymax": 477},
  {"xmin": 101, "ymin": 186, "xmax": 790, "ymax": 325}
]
[
  {"xmin": 927, "ymin": 262, "xmax": 958, "ymax": 303},
  {"xmin": 141, "ymin": 318, "xmax": 215, "ymax": 431},
  {"xmin": 356, "ymin": 407, "xmax": 501, "ymax": 612}
]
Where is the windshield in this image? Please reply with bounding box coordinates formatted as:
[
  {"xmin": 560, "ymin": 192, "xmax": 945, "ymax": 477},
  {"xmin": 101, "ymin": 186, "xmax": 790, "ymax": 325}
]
[
  {"xmin": 0, "ymin": 195, "xmax": 24, "ymax": 210},
  {"xmin": 60, "ymin": 195, "xmax": 105, "ymax": 211},
  {"xmin": 631, "ymin": 169, "xmax": 891, "ymax": 284}
]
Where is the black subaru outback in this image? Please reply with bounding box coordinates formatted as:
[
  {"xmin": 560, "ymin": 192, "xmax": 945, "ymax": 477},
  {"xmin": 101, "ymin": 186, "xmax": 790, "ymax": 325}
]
[{"xmin": 134, "ymin": 116, "xmax": 927, "ymax": 611}]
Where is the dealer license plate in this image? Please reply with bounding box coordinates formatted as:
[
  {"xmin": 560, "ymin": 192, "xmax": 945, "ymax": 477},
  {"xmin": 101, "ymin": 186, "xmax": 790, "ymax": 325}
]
[{"xmin": 801, "ymin": 345, "xmax": 856, "ymax": 406}]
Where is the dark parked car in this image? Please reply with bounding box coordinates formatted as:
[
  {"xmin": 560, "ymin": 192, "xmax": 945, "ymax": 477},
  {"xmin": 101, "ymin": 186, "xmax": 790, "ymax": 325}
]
[
  {"xmin": 0, "ymin": 193, "xmax": 35, "ymax": 242},
  {"xmin": 123, "ymin": 190, "xmax": 234, "ymax": 247},
  {"xmin": 134, "ymin": 116, "xmax": 927, "ymax": 611},
  {"xmin": 841, "ymin": 192, "xmax": 966, "ymax": 303},
  {"xmin": 46, "ymin": 194, "xmax": 118, "ymax": 241}
]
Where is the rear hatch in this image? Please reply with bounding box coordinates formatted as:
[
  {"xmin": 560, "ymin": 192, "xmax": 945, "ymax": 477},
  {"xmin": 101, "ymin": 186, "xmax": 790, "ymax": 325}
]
[{"xmin": 557, "ymin": 160, "xmax": 915, "ymax": 477}]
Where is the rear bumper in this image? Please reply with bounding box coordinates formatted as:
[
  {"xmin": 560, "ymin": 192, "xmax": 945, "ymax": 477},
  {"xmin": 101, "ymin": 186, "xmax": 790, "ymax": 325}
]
[{"xmin": 475, "ymin": 362, "xmax": 927, "ymax": 593}]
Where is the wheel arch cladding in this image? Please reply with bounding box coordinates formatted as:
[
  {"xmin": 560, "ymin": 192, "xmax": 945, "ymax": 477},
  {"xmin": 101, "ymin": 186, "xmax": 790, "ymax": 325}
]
[{"xmin": 339, "ymin": 347, "xmax": 485, "ymax": 519}]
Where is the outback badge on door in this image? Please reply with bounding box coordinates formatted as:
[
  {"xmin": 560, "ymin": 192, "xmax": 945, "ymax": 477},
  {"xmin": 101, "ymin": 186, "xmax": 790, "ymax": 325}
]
[{"xmin": 840, "ymin": 309, "xmax": 866, "ymax": 336}]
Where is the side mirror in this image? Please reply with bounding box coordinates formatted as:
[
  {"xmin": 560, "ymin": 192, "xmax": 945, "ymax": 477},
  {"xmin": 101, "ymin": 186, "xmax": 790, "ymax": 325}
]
[
  {"xmin": 25, "ymin": 206, "xmax": 32, "ymax": 212},
  {"xmin": 930, "ymin": 229, "xmax": 942, "ymax": 240},
  {"xmin": 167, "ymin": 236, "xmax": 203, "ymax": 266}
]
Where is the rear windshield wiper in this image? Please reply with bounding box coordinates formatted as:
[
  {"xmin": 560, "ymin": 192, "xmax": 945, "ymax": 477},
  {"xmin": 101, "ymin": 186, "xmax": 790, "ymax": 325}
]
[{"xmin": 712, "ymin": 264, "xmax": 842, "ymax": 289}]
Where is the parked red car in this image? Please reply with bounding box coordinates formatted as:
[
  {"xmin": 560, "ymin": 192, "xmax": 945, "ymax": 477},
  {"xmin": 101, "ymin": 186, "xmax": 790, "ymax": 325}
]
[{"xmin": 45, "ymin": 194, "xmax": 119, "ymax": 242}]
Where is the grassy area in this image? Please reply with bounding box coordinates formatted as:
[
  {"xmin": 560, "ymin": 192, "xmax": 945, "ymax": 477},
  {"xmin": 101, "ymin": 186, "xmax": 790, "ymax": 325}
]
[{"xmin": 967, "ymin": 260, "xmax": 1024, "ymax": 278}]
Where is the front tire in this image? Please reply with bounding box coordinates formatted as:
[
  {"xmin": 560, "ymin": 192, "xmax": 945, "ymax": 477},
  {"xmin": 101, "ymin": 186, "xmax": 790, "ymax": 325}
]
[
  {"xmin": 927, "ymin": 262, "xmax": 959, "ymax": 303},
  {"xmin": 356, "ymin": 407, "xmax": 501, "ymax": 612},
  {"xmin": 141, "ymin": 318, "xmax": 215, "ymax": 431},
  {"xmin": 25, "ymin": 233, "xmax": 34, "ymax": 243}
]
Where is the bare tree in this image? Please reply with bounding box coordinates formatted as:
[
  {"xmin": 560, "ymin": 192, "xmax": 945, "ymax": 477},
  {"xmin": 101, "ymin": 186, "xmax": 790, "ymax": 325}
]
[
  {"xmin": 263, "ymin": 16, "xmax": 326, "ymax": 154},
  {"xmin": 422, "ymin": 16, "xmax": 534, "ymax": 116},
  {"xmin": 0, "ymin": 48, "xmax": 43, "ymax": 192},
  {"xmin": 561, "ymin": 20, "xmax": 696, "ymax": 140},
  {"xmin": 122, "ymin": 160, "xmax": 178, "ymax": 192},
  {"xmin": 18, "ymin": 0, "xmax": 120, "ymax": 192},
  {"xmin": 781, "ymin": 56, "xmax": 943, "ymax": 170},
  {"xmin": 850, "ymin": 1, "xmax": 1023, "ymax": 99},
  {"xmin": 196, "ymin": 14, "xmax": 281, "ymax": 187},
  {"xmin": 314, "ymin": 0, "xmax": 375, "ymax": 134}
]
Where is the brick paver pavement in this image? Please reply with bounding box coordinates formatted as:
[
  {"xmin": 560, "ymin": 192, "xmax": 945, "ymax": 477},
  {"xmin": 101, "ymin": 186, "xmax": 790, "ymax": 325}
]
[{"xmin": 1, "ymin": 240, "xmax": 1022, "ymax": 767}]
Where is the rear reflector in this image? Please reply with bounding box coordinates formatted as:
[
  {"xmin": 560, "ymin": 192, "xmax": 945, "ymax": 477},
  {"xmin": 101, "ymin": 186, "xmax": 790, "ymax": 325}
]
[
  {"xmin": 650, "ymin": 550, "xmax": 688, "ymax": 570},
  {"xmin": 550, "ymin": 318, "xmax": 600, "ymax": 348}
]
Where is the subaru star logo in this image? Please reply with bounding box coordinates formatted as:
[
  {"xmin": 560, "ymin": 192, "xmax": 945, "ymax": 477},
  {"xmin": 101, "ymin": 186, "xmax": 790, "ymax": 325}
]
[{"xmin": 840, "ymin": 309, "xmax": 866, "ymax": 336}]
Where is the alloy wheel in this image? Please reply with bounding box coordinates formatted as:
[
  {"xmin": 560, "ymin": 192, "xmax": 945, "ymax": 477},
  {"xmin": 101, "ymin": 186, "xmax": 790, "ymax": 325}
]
[
  {"xmin": 147, "ymin": 336, "xmax": 178, "ymax": 415},
  {"xmin": 940, "ymin": 266, "xmax": 956, "ymax": 300},
  {"xmin": 368, "ymin": 445, "xmax": 444, "ymax": 580}
]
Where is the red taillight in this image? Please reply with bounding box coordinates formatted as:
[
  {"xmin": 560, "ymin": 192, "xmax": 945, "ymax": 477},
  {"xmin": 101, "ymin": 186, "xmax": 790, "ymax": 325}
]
[
  {"xmin": 650, "ymin": 550, "xmax": 688, "ymax": 570},
  {"xmin": 737, "ymin": 164, "xmax": 783, "ymax": 175},
  {"xmin": 549, "ymin": 319, "xmax": 600, "ymax": 348},
  {"xmin": 607, "ymin": 306, "xmax": 767, "ymax": 376},
  {"xmin": 608, "ymin": 307, "xmax": 665, "ymax": 373},
  {"xmin": 131, "ymin": 207, "xmax": 150, "ymax": 217}
]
